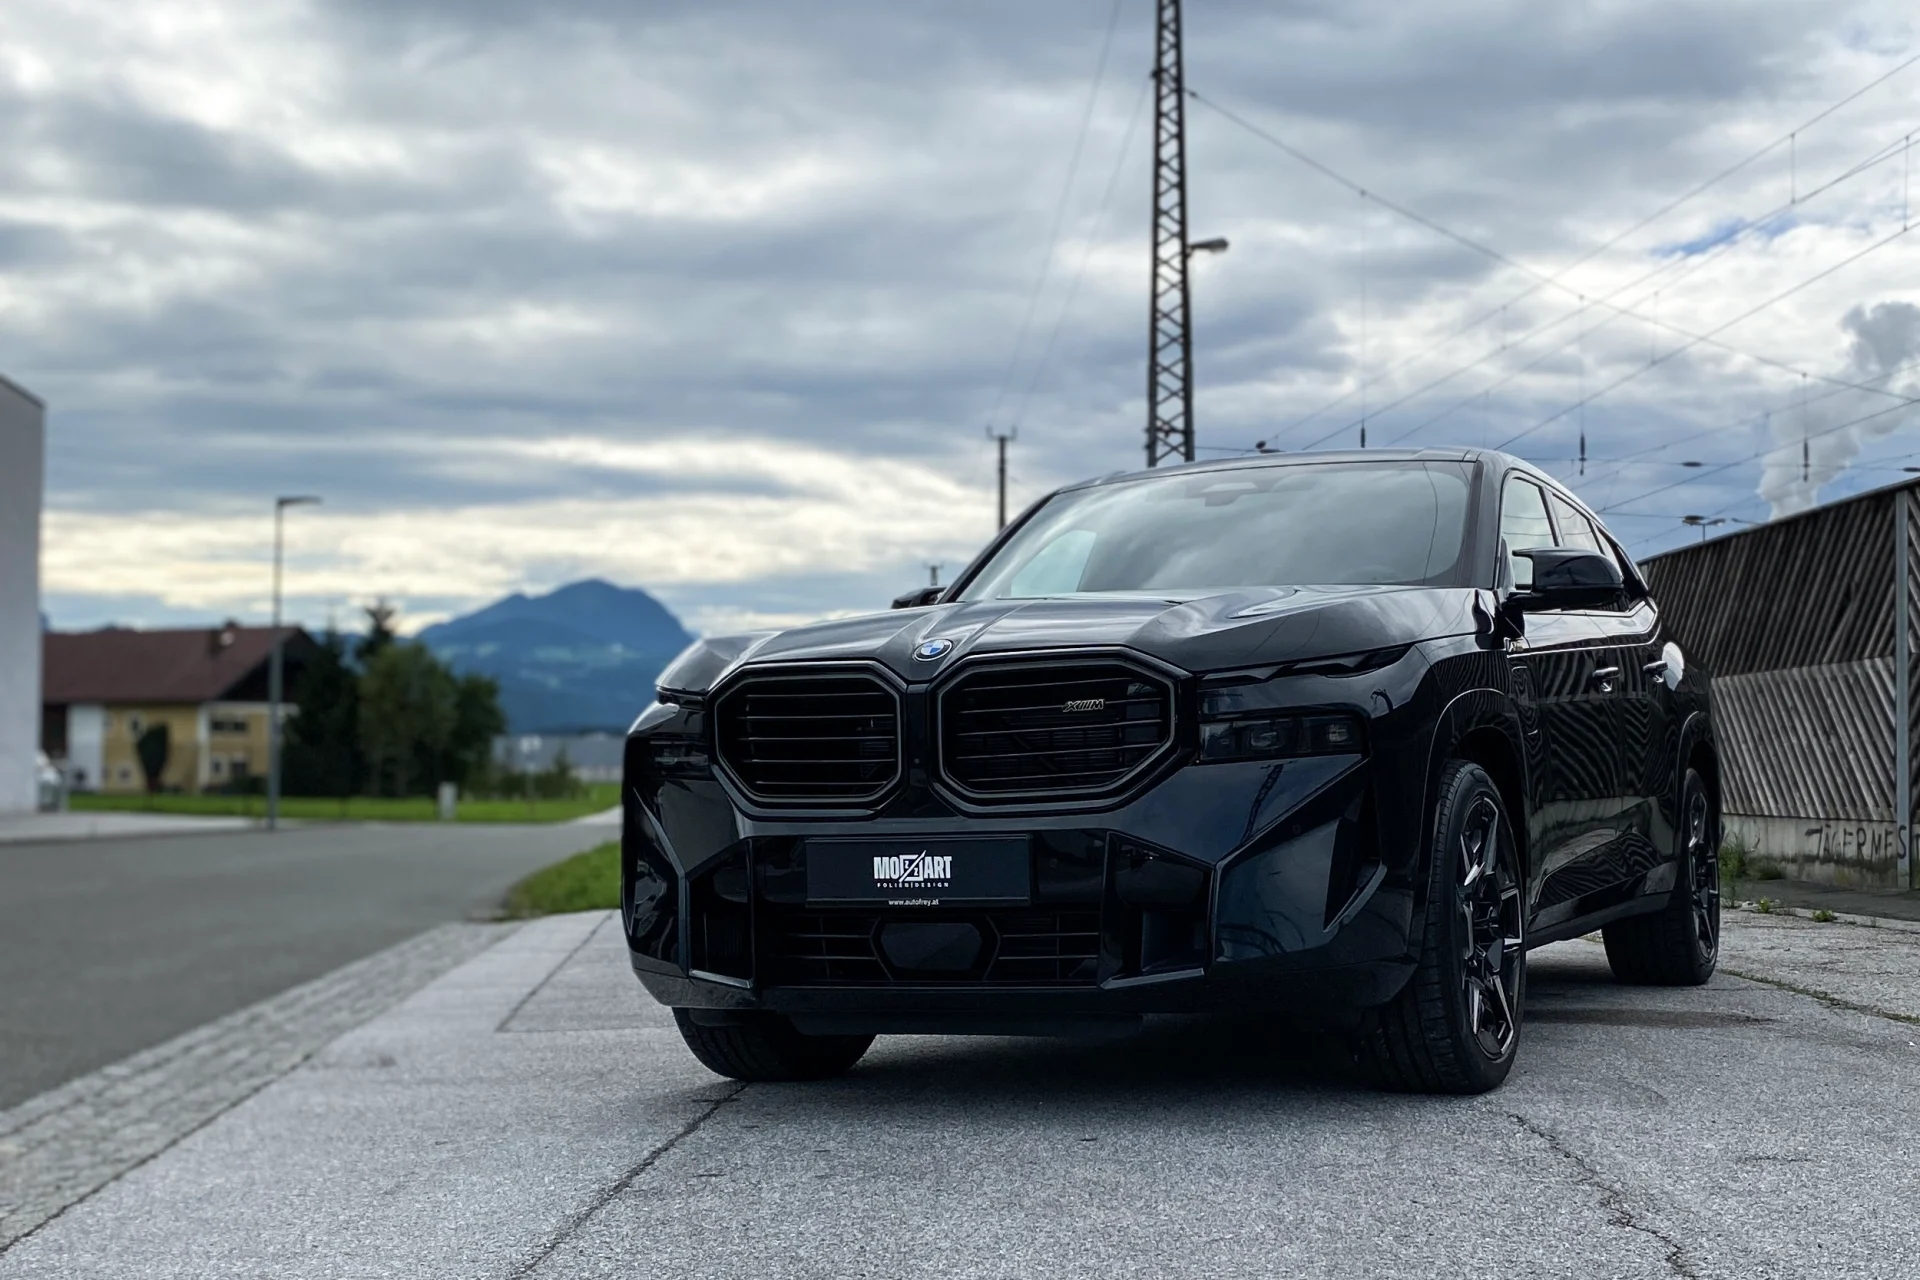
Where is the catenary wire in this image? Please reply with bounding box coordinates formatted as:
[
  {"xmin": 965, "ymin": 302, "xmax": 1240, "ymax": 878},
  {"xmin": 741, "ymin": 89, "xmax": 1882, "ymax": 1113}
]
[
  {"xmin": 1009, "ymin": 71, "xmax": 1153, "ymax": 431},
  {"xmin": 1359, "ymin": 131, "xmax": 1920, "ymax": 448},
  {"xmin": 983, "ymin": 0, "xmax": 1126, "ymax": 432},
  {"xmin": 1188, "ymin": 52, "xmax": 1920, "ymax": 444},
  {"xmin": 1493, "ymin": 222, "xmax": 1917, "ymax": 451},
  {"xmin": 1187, "ymin": 93, "xmax": 1920, "ymax": 448}
]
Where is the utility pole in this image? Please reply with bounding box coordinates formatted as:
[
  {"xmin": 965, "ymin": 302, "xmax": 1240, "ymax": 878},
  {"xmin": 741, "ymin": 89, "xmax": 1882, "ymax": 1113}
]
[
  {"xmin": 267, "ymin": 494, "xmax": 321, "ymax": 832},
  {"xmin": 987, "ymin": 426, "xmax": 1016, "ymax": 529},
  {"xmin": 1145, "ymin": 0, "xmax": 1227, "ymax": 468},
  {"xmin": 1145, "ymin": 0, "xmax": 1193, "ymax": 469},
  {"xmin": 926, "ymin": 563, "xmax": 943, "ymax": 587}
]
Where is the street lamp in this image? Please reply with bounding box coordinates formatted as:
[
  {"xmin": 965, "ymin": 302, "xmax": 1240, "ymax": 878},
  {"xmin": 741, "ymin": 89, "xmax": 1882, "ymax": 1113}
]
[
  {"xmin": 268, "ymin": 495, "xmax": 321, "ymax": 831},
  {"xmin": 1680, "ymin": 514, "xmax": 1759, "ymax": 542},
  {"xmin": 1186, "ymin": 236, "xmax": 1230, "ymax": 257}
]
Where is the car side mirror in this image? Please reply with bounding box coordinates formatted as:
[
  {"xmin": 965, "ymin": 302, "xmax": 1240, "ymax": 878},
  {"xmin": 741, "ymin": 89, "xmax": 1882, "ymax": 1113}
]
[
  {"xmin": 1509, "ymin": 547, "xmax": 1623, "ymax": 612},
  {"xmin": 891, "ymin": 585, "xmax": 946, "ymax": 609}
]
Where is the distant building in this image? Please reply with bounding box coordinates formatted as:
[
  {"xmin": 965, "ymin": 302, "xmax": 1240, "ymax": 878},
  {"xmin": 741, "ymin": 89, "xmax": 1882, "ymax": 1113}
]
[
  {"xmin": 1642, "ymin": 478, "xmax": 1920, "ymax": 891},
  {"xmin": 40, "ymin": 624, "xmax": 314, "ymax": 793},
  {"xmin": 492, "ymin": 732, "xmax": 624, "ymax": 783},
  {"xmin": 0, "ymin": 376, "xmax": 44, "ymax": 813}
]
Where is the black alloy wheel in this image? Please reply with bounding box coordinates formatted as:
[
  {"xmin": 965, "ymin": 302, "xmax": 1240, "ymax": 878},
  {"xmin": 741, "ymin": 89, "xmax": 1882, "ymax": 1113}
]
[
  {"xmin": 1458, "ymin": 793, "xmax": 1525, "ymax": 1061},
  {"xmin": 1603, "ymin": 766, "xmax": 1720, "ymax": 986},
  {"xmin": 1355, "ymin": 759, "xmax": 1526, "ymax": 1094},
  {"xmin": 1683, "ymin": 780, "xmax": 1721, "ymax": 964}
]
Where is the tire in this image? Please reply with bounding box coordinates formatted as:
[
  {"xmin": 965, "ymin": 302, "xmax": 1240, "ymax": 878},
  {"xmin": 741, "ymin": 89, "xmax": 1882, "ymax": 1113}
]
[
  {"xmin": 1603, "ymin": 767, "xmax": 1719, "ymax": 986},
  {"xmin": 672, "ymin": 1009, "xmax": 873, "ymax": 1082},
  {"xmin": 1353, "ymin": 760, "xmax": 1526, "ymax": 1095}
]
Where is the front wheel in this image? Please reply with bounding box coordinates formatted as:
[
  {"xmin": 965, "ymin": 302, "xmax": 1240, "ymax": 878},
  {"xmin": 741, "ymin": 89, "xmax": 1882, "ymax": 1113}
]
[
  {"xmin": 1353, "ymin": 759, "xmax": 1526, "ymax": 1094},
  {"xmin": 1603, "ymin": 766, "xmax": 1719, "ymax": 985},
  {"xmin": 672, "ymin": 1009, "xmax": 873, "ymax": 1082}
]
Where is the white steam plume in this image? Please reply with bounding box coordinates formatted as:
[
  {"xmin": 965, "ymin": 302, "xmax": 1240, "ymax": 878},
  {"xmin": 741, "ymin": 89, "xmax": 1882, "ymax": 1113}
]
[{"xmin": 1759, "ymin": 302, "xmax": 1920, "ymax": 518}]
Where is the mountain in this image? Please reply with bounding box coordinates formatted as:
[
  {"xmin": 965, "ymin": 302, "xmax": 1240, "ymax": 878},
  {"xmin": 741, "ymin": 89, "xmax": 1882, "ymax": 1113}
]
[{"xmin": 418, "ymin": 579, "xmax": 694, "ymax": 733}]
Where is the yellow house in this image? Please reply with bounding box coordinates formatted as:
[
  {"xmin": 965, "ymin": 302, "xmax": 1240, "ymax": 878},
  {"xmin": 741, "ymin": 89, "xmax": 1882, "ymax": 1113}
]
[{"xmin": 40, "ymin": 623, "xmax": 314, "ymax": 794}]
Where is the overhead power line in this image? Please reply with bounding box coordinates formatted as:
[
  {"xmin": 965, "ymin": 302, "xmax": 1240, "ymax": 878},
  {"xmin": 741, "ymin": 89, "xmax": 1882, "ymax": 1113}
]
[
  {"xmin": 1570, "ymin": 351, "xmax": 1920, "ymax": 496},
  {"xmin": 1185, "ymin": 49, "xmax": 1920, "ymax": 445},
  {"xmin": 1604, "ymin": 395, "xmax": 1918, "ymax": 529},
  {"xmin": 1188, "ymin": 89, "xmax": 1920, "ymax": 452},
  {"xmin": 1494, "ymin": 221, "xmax": 1918, "ymax": 450},
  {"xmin": 984, "ymin": 0, "xmax": 1126, "ymax": 433},
  {"xmin": 1364, "ymin": 129, "xmax": 1920, "ymax": 448},
  {"xmin": 1010, "ymin": 71, "xmax": 1153, "ymax": 433}
]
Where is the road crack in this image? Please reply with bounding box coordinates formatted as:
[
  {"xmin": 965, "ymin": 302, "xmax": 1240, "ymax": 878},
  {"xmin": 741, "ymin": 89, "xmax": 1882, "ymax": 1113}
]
[
  {"xmin": 509, "ymin": 1084, "xmax": 746, "ymax": 1279},
  {"xmin": 1510, "ymin": 1113, "xmax": 1700, "ymax": 1280},
  {"xmin": 1719, "ymin": 966, "xmax": 1920, "ymax": 1027}
]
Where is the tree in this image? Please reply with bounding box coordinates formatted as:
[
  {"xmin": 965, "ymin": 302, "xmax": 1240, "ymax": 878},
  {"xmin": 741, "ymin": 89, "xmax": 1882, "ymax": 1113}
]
[
  {"xmin": 358, "ymin": 599, "xmax": 399, "ymax": 667},
  {"xmin": 135, "ymin": 723, "xmax": 170, "ymax": 794},
  {"xmin": 445, "ymin": 673, "xmax": 506, "ymax": 793},
  {"xmin": 358, "ymin": 641, "xmax": 455, "ymax": 796},
  {"xmin": 282, "ymin": 628, "xmax": 362, "ymax": 798}
]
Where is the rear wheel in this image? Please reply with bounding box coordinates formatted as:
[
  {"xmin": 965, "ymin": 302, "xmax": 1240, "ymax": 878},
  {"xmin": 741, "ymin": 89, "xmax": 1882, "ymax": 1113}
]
[
  {"xmin": 1603, "ymin": 767, "xmax": 1718, "ymax": 985},
  {"xmin": 1354, "ymin": 760, "xmax": 1526, "ymax": 1094},
  {"xmin": 672, "ymin": 1009, "xmax": 873, "ymax": 1082}
]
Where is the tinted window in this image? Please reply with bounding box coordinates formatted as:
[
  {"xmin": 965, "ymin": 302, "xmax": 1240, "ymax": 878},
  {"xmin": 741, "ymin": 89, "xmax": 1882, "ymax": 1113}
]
[
  {"xmin": 1548, "ymin": 492, "xmax": 1608, "ymax": 559},
  {"xmin": 960, "ymin": 461, "xmax": 1472, "ymax": 599},
  {"xmin": 1499, "ymin": 477, "xmax": 1554, "ymax": 588}
]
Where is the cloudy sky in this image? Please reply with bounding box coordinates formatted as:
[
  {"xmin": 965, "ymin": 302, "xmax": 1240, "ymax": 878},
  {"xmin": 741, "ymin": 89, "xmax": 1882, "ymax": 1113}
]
[{"xmin": 9, "ymin": 0, "xmax": 1920, "ymax": 636}]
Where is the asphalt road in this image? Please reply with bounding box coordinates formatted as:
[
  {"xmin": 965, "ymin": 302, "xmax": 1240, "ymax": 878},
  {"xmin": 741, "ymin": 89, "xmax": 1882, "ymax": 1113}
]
[
  {"xmin": 0, "ymin": 822, "xmax": 607, "ymax": 1108},
  {"xmin": 5, "ymin": 910, "xmax": 1916, "ymax": 1278}
]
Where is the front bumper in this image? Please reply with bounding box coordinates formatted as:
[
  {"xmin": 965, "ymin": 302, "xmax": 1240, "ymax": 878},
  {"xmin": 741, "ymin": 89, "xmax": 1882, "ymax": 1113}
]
[{"xmin": 621, "ymin": 743, "xmax": 1421, "ymax": 1032}]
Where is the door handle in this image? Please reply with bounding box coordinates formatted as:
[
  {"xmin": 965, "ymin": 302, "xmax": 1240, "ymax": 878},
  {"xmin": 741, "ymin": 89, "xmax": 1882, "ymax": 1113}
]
[{"xmin": 1589, "ymin": 665, "xmax": 1621, "ymax": 692}]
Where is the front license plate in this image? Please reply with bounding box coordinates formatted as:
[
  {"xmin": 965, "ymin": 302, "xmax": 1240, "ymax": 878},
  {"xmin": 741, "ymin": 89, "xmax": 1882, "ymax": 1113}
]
[{"xmin": 805, "ymin": 836, "xmax": 1032, "ymax": 907}]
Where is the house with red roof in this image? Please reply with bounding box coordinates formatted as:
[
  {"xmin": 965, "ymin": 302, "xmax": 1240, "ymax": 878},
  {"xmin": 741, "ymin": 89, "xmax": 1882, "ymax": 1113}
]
[{"xmin": 40, "ymin": 624, "xmax": 315, "ymax": 793}]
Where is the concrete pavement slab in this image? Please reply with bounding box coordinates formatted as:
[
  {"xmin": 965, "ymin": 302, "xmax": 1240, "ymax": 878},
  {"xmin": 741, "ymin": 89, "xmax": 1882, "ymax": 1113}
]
[
  {"xmin": 1, "ymin": 911, "xmax": 1915, "ymax": 1278},
  {"xmin": 0, "ymin": 922, "xmax": 513, "ymax": 1250}
]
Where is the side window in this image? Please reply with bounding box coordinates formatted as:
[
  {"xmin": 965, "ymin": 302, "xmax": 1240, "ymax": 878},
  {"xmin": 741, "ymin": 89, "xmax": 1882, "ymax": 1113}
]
[
  {"xmin": 1547, "ymin": 492, "xmax": 1611, "ymax": 557},
  {"xmin": 1499, "ymin": 477, "xmax": 1555, "ymax": 588},
  {"xmin": 1548, "ymin": 491, "xmax": 1629, "ymax": 610}
]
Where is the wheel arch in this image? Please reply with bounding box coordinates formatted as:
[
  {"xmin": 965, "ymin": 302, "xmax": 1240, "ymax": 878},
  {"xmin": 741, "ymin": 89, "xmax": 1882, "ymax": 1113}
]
[{"xmin": 1422, "ymin": 687, "xmax": 1533, "ymax": 888}]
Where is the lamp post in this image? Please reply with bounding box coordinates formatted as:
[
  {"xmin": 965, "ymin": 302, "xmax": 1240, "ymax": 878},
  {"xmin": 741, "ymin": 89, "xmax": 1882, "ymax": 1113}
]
[{"xmin": 268, "ymin": 495, "xmax": 321, "ymax": 831}]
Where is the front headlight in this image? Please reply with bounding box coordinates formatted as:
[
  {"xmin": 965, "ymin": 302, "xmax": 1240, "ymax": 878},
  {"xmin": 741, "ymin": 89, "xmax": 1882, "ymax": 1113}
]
[{"xmin": 1198, "ymin": 711, "xmax": 1364, "ymax": 763}]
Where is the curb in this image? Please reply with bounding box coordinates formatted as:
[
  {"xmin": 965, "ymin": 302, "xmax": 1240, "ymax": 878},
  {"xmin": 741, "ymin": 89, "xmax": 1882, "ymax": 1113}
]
[{"xmin": 1727, "ymin": 900, "xmax": 1920, "ymax": 937}]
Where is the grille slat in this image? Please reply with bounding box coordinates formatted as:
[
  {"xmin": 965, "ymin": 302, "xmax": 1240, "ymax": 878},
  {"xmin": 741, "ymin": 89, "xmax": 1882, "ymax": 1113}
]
[
  {"xmin": 716, "ymin": 671, "xmax": 900, "ymax": 804},
  {"xmin": 938, "ymin": 661, "xmax": 1174, "ymax": 800}
]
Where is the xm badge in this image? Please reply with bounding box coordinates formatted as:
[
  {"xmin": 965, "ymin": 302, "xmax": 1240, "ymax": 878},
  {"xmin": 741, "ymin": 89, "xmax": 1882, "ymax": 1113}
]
[{"xmin": 1061, "ymin": 697, "xmax": 1106, "ymax": 713}]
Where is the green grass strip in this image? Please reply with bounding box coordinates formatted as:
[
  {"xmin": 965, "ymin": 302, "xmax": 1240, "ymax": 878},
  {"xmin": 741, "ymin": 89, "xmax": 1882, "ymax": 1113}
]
[
  {"xmin": 501, "ymin": 841, "xmax": 621, "ymax": 918},
  {"xmin": 67, "ymin": 784, "xmax": 620, "ymax": 824}
]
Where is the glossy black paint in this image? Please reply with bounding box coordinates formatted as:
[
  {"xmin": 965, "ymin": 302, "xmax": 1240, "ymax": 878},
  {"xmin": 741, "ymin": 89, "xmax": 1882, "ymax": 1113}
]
[{"xmin": 623, "ymin": 448, "xmax": 1717, "ymax": 1033}]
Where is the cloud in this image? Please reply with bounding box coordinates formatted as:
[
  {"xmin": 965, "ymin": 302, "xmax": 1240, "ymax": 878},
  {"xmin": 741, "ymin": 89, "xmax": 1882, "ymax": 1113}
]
[
  {"xmin": 1759, "ymin": 301, "xmax": 1920, "ymax": 516},
  {"xmin": 8, "ymin": 0, "xmax": 1920, "ymax": 630}
]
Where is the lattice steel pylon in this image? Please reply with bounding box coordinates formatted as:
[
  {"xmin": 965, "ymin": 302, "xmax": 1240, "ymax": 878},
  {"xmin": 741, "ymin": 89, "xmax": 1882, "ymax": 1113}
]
[{"xmin": 1145, "ymin": 0, "xmax": 1193, "ymax": 468}]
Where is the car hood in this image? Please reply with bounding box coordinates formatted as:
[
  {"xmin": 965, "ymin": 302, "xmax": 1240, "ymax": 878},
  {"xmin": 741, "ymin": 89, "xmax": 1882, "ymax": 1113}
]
[{"xmin": 658, "ymin": 586, "xmax": 1484, "ymax": 693}]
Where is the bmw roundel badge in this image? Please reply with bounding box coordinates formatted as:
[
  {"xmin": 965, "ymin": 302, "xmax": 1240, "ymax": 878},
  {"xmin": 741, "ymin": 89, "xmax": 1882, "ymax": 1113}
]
[{"xmin": 913, "ymin": 638, "xmax": 955, "ymax": 661}]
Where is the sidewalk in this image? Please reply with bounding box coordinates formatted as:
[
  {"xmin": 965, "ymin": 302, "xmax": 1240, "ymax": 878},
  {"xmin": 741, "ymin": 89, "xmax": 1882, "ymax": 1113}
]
[
  {"xmin": 0, "ymin": 811, "xmax": 254, "ymax": 845},
  {"xmin": 1735, "ymin": 876, "xmax": 1920, "ymax": 924}
]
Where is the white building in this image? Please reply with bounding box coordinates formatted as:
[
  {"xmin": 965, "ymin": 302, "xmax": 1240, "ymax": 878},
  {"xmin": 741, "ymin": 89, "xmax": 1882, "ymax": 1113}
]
[{"xmin": 0, "ymin": 376, "xmax": 45, "ymax": 813}]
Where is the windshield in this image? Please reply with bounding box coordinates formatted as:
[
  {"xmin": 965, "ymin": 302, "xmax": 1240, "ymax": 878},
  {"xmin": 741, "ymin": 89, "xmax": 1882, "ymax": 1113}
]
[{"xmin": 959, "ymin": 460, "xmax": 1472, "ymax": 600}]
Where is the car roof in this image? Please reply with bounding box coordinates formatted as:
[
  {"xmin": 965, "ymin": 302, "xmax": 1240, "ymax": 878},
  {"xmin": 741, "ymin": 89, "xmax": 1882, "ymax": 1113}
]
[{"xmin": 1064, "ymin": 447, "xmax": 1517, "ymax": 493}]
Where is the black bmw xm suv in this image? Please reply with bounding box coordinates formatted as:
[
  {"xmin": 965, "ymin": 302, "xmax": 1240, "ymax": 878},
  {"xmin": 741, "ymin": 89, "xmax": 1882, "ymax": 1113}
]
[{"xmin": 622, "ymin": 448, "xmax": 1720, "ymax": 1094}]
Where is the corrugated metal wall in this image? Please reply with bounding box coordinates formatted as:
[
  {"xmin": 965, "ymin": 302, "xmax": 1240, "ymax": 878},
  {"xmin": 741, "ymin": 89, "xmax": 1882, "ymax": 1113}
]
[
  {"xmin": 1639, "ymin": 481, "xmax": 1920, "ymax": 845},
  {"xmin": 1711, "ymin": 660, "xmax": 1893, "ymax": 822},
  {"xmin": 1640, "ymin": 486, "xmax": 1903, "ymax": 676}
]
